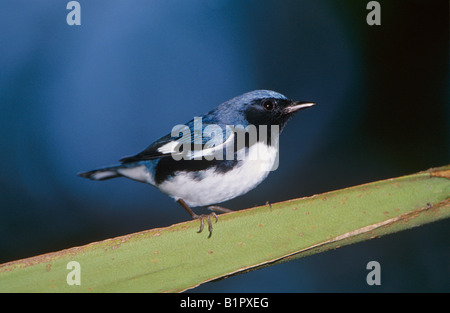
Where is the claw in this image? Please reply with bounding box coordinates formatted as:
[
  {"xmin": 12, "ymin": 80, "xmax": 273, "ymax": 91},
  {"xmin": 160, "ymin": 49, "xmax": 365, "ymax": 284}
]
[
  {"xmin": 193, "ymin": 213, "xmax": 217, "ymax": 238},
  {"xmin": 211, "ymin": 212, "xmax": 218, "ymax": 223},
  {"xmin": 177, "ymin": 199, "xmax": 219, "ymax": 238},
  {"xmin": 196, "ymin": 215, "xmax": 204, "ymax": 234}
]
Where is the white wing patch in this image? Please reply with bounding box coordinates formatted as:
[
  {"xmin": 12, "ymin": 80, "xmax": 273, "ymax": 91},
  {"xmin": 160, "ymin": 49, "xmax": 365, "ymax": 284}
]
[
  {"xmin": 190, "ymin": 132, "xmax": 235, "ymax": 160},
  {"xmin": 157, "ymin": 141, "xmax": 180, "ymax": 154},
  {"xmin": 157, "ymin": 132, "xmax": 236, "ymax": 160}
]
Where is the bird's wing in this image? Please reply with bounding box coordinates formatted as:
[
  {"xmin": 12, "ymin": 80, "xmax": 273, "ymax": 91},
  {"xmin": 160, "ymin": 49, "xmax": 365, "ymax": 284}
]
[{"xmin": 119, "ymin": 121, "xmax": 234, "ymax": 163}]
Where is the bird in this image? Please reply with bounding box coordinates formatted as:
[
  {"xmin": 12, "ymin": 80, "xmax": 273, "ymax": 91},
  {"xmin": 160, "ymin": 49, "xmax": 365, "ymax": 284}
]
[{"xmin": 78, "ymin": 90, "xmax": 315, "ymax": 237}]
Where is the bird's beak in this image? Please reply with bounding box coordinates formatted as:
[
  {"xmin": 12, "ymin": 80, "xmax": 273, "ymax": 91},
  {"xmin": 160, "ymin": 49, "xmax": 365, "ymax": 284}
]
[{"xmin": 284, "ymin": 101, "xmax": 316, "ymax": 114}]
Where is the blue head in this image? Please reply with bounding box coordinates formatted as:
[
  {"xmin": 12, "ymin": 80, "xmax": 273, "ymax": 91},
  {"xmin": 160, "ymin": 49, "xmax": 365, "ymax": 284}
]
[{"xmin": 208, "ymin": 90, "xmax": 315, "ymax": 130}]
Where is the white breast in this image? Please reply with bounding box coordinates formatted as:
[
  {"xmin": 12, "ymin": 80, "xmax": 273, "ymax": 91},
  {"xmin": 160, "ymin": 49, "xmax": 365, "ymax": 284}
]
[{"xmin": 157, "ymin": 142, "xmax": 279, "ymax": 207}]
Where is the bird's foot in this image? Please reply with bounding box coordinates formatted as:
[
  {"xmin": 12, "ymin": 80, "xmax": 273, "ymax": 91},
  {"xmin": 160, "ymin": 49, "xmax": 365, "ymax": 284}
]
[
  {"xmin": 192, "ymin": 212, "xmax": 218, "ymax": 238},
  {"xmin": 177, "ymin": 199, "xmax": 219, "ymax": 238}
]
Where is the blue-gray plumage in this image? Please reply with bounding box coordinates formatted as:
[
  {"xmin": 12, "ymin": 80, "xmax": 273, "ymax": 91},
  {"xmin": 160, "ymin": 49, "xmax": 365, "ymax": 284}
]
[{"xmin": 79, "ymin": 90, "xmax": 315, "ymax": 236}]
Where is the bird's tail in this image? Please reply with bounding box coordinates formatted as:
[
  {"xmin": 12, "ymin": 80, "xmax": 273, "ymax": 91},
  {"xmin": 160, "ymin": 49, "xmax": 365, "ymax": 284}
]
[{"xmin": 78, "ymin": 165, "xmax": 123, "ymax": 181}]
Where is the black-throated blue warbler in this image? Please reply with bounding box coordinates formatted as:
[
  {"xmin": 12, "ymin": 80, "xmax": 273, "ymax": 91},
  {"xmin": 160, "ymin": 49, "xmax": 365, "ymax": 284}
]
[{"xmin": 79, "ymin": 90, "xmax": 315, "ymax": 236}]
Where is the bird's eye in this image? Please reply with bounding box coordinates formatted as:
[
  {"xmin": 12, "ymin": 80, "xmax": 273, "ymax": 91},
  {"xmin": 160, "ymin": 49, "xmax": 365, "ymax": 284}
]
[{"xmin": 262, "ymin": 99, "xmax": 275, "ymax": 111}]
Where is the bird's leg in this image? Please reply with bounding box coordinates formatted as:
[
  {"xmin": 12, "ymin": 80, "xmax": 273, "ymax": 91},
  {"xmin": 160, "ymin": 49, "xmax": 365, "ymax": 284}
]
[
  {"xmin": 177, "ymin": 199, "xmax": 218, "ymax": 238},
  {"xmin": 177, "ymin": 198, "xmax": 197, "ymax": 218},
  {"xmin": 206, "ymin": 205, "xmax": 233, "ymax": 214}
]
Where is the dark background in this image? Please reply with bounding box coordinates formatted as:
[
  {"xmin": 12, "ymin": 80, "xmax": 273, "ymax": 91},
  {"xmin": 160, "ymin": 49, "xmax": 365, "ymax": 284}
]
[{"xmin": 0, "ymin": 0, "xmax": 448, "ymax": 292}]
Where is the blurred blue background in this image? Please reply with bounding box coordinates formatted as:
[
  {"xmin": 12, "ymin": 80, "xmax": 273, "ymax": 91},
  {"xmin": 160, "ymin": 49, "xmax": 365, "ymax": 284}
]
[{"xmin": 0, "ymin": 0, "xmax": 448, "ymax": 292}]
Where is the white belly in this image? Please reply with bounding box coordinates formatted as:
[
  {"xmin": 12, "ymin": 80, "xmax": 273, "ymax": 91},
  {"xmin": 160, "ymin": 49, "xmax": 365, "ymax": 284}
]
[{"xmin": 158, "ymin": 142, "xmax": 279, "ymax": 207}]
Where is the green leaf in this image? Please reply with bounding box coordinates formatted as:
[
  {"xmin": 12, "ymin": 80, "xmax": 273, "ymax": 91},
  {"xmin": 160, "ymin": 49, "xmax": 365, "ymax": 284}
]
[{"xmin": 1, "ymin": 165, "xmax": 449, "ymax": 292}]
